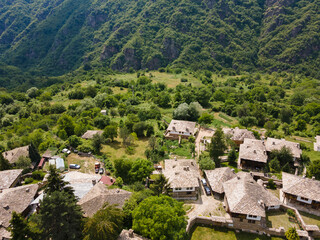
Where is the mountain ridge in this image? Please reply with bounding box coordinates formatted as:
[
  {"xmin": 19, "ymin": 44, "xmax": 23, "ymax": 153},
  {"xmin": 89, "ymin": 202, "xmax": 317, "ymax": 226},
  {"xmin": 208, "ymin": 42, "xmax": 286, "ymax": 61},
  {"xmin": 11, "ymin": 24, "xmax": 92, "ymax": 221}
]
[{"xmin": 0, "ymin": 0, "xmax": 319, "ymax": 77}]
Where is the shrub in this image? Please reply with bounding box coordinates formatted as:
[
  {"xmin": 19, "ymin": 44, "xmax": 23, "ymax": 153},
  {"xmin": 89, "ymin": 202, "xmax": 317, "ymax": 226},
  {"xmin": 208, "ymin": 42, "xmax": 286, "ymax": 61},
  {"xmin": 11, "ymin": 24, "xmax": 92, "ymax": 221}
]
[
  {"xmin": 24, "ymin": 177, "xmax": 34, "ymax": 184},
  {"xmin": 32, "ymin": 170, "xmax": 46, "ymax": 180},
  {"xmin": 287, "ymin": 209, "xmax": 296, "ymax": 218},
  {"xmin": 267, "ymin": 179, "xmax": 276, "ymax": 190}
]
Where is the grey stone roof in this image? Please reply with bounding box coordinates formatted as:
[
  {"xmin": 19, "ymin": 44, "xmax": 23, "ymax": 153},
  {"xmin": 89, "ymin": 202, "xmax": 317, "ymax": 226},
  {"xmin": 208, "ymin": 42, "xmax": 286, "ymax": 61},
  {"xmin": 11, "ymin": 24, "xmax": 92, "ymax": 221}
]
[
  {"xmin": 223, "ymin": 172, "xmax": 281, "ymax": 217},
  {"xmin": 63, "ymin": 171, "xmax": 101, "ymax": 200},
  {"xmin": 81, "ymin": 130, "xmax": 103, "ymax": 139},
  {"xmin": 78, "ymin": 183, "xmax": 132, "ymax": 217},
  {"xmin": 163, "ymin": 159, "xmax": 200, "ymax": 189},
  {"xmin": 223, "ymin": 127, "xmax": 255, "ymax": 142},
  {"xmin": 0, "ymin": 184, "xmax": 38, "ymax": 229},
  {"xmin": 204, "ymin": 167, "xmax": 236, "ymax": 194},
  {"xmin": 282, "ymin": 172, "xmax": 320, "ymax": 202},
  {"xmin": 0, "ymin": 169, "xmax": 23, "ymax": 189},
  {"xmin": 166, "ymin": 120, "xmax": 196, "ymax": 134},
  {"xmin": 2, "ymin": 146, "xmax": 30, "ymax": 164},
  {"xmin": 239, "ymin": 138, "xmax": 268, "ymax": 163},
  {"xmin": 265, "ymin": 138, "xmax": 302, "ymax": 159}
]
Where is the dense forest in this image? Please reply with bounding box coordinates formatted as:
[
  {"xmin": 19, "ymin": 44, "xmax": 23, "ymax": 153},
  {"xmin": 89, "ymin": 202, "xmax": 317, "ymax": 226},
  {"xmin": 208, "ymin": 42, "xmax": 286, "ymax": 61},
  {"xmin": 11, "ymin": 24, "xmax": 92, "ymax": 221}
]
[{"xmin": 0, "ymin": 0, "xmax": 320, "ymax": 88}]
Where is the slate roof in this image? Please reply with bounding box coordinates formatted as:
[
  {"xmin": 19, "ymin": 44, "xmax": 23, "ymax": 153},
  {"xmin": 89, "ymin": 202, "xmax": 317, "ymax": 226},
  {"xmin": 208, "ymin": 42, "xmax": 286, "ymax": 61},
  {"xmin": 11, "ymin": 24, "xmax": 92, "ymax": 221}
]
[
  {"xmin": 81, "ymin": 130, "xmax": 103, "ymax": 139},
  {"xmin": 239, "ymin": 138, "xmax": 268, "ymax": 163},
  {"xmin": 63, "ymin": 171, "xmax": 101, "ymax": 200},
  {"xmin": 204, "ymin": 167, "xmax": 236, "ymax": 194},
  {"xmin": 223, "ymin": 172, "xmax": 281, "ymax": 217},
  {"xmin": 2, "ymin": 146, "xmax": 30, "ymax": 164},
  {"xmin": 265, "ymin": 138, "xmax": 302, "ymax": 159},
  {"xmin": 78, "ymin": 183, "xmax": 132, "ymax": 217},
  {"xmin": 0, "ymin": 169, "xmax": 23, "ymax": 189},
  {"xmin": 0, "ymin": 184, "xmax": 38, "ymax": 229},
  {"xmin": 166, "ymin": 120, "xmax": 196, "ymax": 134},
  {"xmin": 282, "ymin": 172, "xmax": 320, "ymax": 202},
  {"xmin": 163, "ymin": 159, "xmax": 200, "ymax": 189}
]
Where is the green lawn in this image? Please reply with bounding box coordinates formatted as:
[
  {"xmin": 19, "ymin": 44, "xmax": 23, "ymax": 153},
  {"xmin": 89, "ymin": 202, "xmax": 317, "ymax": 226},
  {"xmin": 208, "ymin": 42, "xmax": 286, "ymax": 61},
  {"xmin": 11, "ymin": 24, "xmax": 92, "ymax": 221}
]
[
  {"xmin": 300, "ymin": 212, "xmax": 320, "ymax": 227},
  {"xmin": 190, "ymin": 226, "xmax": 283, "ymax": 240},
  {"xmin": 266, "ymin": 211, "xmax": 300, "ymax": 230},
  {"xmin": 101, "ymin": 138, "xmax": 149, "ymax": 161}
]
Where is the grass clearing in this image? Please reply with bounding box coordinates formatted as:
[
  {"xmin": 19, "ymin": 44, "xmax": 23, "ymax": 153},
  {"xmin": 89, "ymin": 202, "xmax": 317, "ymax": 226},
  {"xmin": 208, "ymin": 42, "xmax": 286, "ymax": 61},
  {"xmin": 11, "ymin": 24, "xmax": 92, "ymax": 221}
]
[
  {"xmin": 266, "ymin": 211, "xmax": 299, "ymax": 230},
  {"xmin": 300, "ymin": 212, "xmax": 320, "ymax": 227},
  {"xmin": 101, "ymin": 137, "xmax": 149, "ymax": 161},
  {"xmin": 190, "ymin": 225, "xmax": 283, "ymax": 240},
  {"xmin": 67, "ymin": 153, "xmax": 97, "ymax": 174}
]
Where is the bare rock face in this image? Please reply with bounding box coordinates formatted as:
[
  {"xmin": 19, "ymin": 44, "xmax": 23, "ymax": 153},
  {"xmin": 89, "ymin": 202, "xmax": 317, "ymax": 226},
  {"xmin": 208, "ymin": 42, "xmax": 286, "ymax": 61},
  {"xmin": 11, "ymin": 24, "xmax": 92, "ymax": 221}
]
[{"xmin": 162, "ymin": 37, "xmax": 180, "ymax": 61}]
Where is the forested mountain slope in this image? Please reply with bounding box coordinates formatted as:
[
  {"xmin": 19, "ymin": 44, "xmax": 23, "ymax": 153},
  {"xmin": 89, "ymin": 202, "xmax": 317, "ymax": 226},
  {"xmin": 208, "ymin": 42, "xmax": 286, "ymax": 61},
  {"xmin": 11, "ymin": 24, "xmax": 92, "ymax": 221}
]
[{"xmin": 0, "ymin": 0, "xmax": 319, "ymax": 77}]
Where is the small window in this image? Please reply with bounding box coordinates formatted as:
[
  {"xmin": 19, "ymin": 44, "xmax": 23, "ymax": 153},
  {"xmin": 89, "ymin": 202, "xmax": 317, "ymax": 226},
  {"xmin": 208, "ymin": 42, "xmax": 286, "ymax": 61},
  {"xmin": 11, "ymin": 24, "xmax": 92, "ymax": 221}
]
[
  {"xmin": 187, "ymin": 192, "xmax": 192, "ymax": 195},
  {"xmin": 239, "ymin": 218, "xmax": 243, "ymax": 222},
  {"xmin": 248, "ymin": 220, "xmax": 256, "ymax": 224}
]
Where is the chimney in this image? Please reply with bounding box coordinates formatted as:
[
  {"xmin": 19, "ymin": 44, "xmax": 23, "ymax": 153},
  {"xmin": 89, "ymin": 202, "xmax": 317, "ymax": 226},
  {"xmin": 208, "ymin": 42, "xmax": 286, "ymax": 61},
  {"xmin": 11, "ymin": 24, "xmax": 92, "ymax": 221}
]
[
  {"xmin": 272, "ymin": 142, "xmax": 275, "ymax": 145},
  {"xmin": 253, "ymin": 150, "xmax": 257, "ymax": 154},
  {"xmin": 110, "ymin": 178, "xmax": 113, "ymax": 183},
  {"xmin": 26, "ymin": 188, "xmax": 30, "ymax": 192},
  {"xmin": 128, "ymin": 229, "xmax": 134, "ymax": 238},
  {"xmin": 3, "ymin": 204, "xmax": 9, "ymax": 210}
]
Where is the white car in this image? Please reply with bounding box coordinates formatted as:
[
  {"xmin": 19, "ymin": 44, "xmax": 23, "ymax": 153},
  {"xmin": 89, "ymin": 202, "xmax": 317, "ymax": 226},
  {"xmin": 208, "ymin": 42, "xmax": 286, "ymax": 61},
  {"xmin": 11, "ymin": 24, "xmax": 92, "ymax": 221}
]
[
  {"xmin": 201, "ymin": 178, "xmax": 207, "ymax": 186},
  {"xmin": 62, "ymin": 148, "xmax": 71, "ymax": 154}
]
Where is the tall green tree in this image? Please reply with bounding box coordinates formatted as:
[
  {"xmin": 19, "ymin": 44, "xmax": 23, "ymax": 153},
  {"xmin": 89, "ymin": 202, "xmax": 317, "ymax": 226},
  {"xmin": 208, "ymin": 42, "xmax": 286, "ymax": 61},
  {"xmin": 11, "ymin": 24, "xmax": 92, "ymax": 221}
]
[
  {"xmin": 38, "ymin": 191, "xmax": 83, "ymax": 240},
  {"xmin": 83, "ymin": 204, "xmax": 124, "ymax": 240},
  {"xmin": 209, "ymin": 127, "xmax": 226, "ymax": 167},
  {"xmin": 8, "ymin": 212, "xmax": 32, "ymax": 240},
  {"xmin": 0, "ymin": 152, "xmax": 11, "ymax": 170},
  {"xmin": 57, "ymin": 115, "xmax": 75, "ymax": 137},
  {"xmin": 129, "ymin": 159, "xmax": 154, "ymax": 183},
  {"xmin": 150, "ymin": 174, "xmax": 171, "ymax": 197},
  {"xmin": 103, "ymin": 125, "xmax": 118, "ymax": 142},
  {"xmin": 44, "ymin": 165, "xmax": 73, "ymax": 196},
  {"xmin": 91, "ymin": 133, "xmax": 104, "ymax": 154},
  {"xmin": 132, "ymin": 196, "xmax": 187, "ymax": 240}
]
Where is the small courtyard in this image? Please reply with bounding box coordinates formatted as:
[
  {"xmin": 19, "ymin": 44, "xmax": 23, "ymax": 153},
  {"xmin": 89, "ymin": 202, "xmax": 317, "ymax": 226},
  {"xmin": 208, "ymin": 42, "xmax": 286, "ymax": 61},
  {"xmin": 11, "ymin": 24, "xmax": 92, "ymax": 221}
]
[
  {"xmin": 191, "ymin": 225, "xmax": 283, "ymax": 240},
  {"xmin": 67, "ymin": 153, "xmax": 97, "ymax": 174},
  {"xmin": 266, "ymin": 210, "xmax": 300, "ymax": 230},
  {"xmin": 300, "ymin": 212, "xmax": 320, "ymax": 227}
]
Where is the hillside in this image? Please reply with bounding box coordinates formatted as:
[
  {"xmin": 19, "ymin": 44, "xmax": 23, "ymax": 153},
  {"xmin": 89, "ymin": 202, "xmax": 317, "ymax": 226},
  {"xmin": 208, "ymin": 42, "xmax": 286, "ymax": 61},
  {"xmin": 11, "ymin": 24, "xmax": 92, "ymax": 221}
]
[{"xmin": 0, "ymin": 0, "xmax": 319, "ymax": 78}]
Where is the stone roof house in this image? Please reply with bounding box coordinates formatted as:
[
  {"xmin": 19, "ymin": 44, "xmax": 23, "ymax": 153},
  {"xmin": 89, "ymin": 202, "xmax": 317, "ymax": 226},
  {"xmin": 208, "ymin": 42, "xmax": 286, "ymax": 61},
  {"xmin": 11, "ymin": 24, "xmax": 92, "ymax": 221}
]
[
  {"xmin": 2, "ymin": 146, "xmax": 30, "ymax": 165},
  {"xmin": 63, "ymin": 171, "xmax": 102, "ymax": 200},
  {"xmin": 224, "ymin": 128, "xmax": 255, "ymax": 145},
  {"xmin": 281, "ymin": 172, "xmax": 320, "ymax": 216},
  {"xmin": 223, "ymin": 172, "xmax": 281, "ymax": 230},
  {"xmin": 163, "ymin": 159, "xmax": 200, "ymax": 200},
  {"xmin": 265, "ymin": 138, "xmax": 302, "ymax": 160},
  {"xmin": 204, "ymin": 167, "xmax": 236, "ymax": 198},
  {"xmin": 0, "ymin": 169, "xmax": 23, "ymax": 189},
  {"xmin": 0, "ymin": 184, "xmax": 38, "ymax": 239},
  {"xmin": 238, "ymin": 138, "xmax": 268, "ymax": 171},
  {"xmin": 78, "ymin": 183, "xmax": 132, "ymax": 217},
  {"xmin": 81, "ymin": 130, "xmax": 103, "ymax": 140},
  {"xmin": 314, "ymin": 136, "xmax": 320, "ymax": 152},
  {"xmin": 165, "ymin": 120, "xmax": 196, "ymax": 140}
]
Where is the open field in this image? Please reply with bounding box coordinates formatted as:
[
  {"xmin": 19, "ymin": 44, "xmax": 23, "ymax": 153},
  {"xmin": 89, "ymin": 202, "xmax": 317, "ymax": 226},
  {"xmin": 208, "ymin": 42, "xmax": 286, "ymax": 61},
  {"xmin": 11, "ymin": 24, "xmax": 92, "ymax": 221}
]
[
  {"xmin": 101, "ymin": 137, "xmax": 149, "ymax": 160},
  {"xmin": 67, "ymin": 153, "xmax": 97, "ymax": 174},
  {"xmin": 190, "ymin": 226, "xmax": 283, "ymax": 240},
  {"xmin": 266, "ymin": 211, "xmax": 300, "ymax": 230}
]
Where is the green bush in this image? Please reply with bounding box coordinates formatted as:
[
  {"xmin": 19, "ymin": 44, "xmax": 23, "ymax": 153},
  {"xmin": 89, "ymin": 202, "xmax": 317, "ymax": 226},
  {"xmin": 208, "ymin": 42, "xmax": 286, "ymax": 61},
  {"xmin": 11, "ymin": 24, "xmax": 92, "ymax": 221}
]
[
  {"xmin": 32, "ymin": 170, "xmax": 46, "ymax": 180},
  {"xmin": 24, "ymin": 177, "xmax": 34, "ymax": 184}
]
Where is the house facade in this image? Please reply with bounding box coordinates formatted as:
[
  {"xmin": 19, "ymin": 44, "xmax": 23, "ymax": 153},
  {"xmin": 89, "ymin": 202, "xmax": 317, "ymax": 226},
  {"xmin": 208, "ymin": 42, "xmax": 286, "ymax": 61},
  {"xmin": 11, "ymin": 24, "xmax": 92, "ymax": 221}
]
[
  {"xmin": 165, "ymin": 120, "xmax": 197, "ymax": 140},
  {"xmin": 281, "ymin": 172, "xmax": 320, "ymax": 216},
  {"xmin": 223, "ymin": 172, "xmax": 281, "ymax": 231},
  {"xmin": 163, "ymin": 159, "xmax": 200, "ymax": 200}
]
